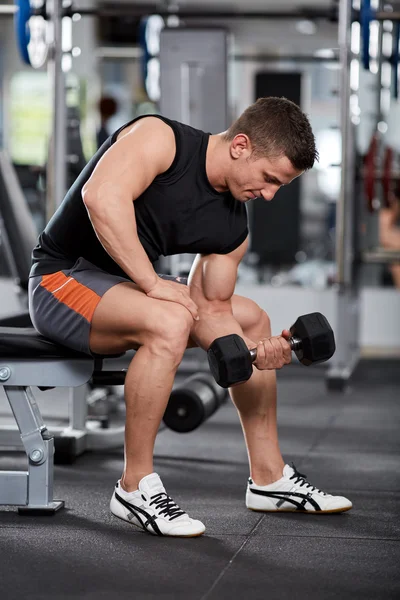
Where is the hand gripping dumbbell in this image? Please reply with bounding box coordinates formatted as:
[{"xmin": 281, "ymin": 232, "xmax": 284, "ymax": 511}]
[{"xmin": 207, "ymin": 312, "xmax": 336, "ymax": 388}]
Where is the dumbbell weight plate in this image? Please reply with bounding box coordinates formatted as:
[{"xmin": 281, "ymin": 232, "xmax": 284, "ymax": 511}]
[
  {"xmin": 360, "ymin": 0, "xmax": 374, "ymax": 71},
  {"xmin": 207, "ymin": 334, "xmax": 253, "ymax": 389},
  {"xmin": 290, "ymin": 312, "xmax": 336, "ymax": 366},
  {"xmin": 163, "ymin": 373, "xmax": 227, "ymax": 433},
  {"xmin": 14, "ymin": 0, "xmax": 48, "ymax": 69}
]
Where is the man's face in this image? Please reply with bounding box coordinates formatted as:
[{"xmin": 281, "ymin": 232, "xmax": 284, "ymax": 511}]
[{"xmin": 227, "ymin": 144, "xmax": 303, "ymax": 203}]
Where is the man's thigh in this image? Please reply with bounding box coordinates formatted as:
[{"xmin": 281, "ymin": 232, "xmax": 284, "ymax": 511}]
[
  {"xmin": 90, "ymin": 274, "xmax": 191, "ymax": 355},
  {"xmin": 29, "ymin": 258, "xmax": 189, "ymax": 356},
  {"xmin": 90, "ymin": 281, "xmax": 164, "ymax": 355},
  {"xmin": 92, "ymin": 282, "xmax": 263, "ymax": 354},
  {"xmin": 29, "ymin": 257, "xmax": 130, "ymax": 355}
]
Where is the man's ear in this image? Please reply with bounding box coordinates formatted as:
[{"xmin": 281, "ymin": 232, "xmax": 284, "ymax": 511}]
[{"xmin": 230, "ymin": 134, "xmax": 251, "ymax": 159}]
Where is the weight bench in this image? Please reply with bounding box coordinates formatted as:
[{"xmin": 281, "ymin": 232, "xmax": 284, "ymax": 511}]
[
  {"xmin": 0, "ymin": 326, "xmax": 128, "ymax": 514},
  {"xmin": 0, "ymin": 326, "xmax": 226, "ymax": 514}
]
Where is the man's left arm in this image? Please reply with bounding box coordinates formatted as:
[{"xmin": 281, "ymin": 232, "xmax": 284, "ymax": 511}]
[{"xmin": 188, "ymin": 237, "xmax": 256, "ymax": 351}]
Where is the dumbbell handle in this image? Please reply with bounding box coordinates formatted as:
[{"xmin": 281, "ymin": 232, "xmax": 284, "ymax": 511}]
[{"xmin": 249, "ymin": 336, "xmax": 302, "ymax": 362}]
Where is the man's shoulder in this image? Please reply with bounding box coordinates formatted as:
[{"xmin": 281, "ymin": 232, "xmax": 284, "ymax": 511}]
[{"xmin": 113, "ymin": 115, "xmax": 207, "ymax": 149}]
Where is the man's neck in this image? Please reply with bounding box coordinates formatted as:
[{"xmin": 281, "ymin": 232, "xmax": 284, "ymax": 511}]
[{"xmin": 206, "ymin": 133, "xmax": 229, "ymax": 193}]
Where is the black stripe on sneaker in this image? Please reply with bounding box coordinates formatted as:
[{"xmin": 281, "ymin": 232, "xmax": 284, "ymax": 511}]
[
  {"xmin": 115, "ymin": 492, "xmax": 163, "ymax": 536},
  {"xmin": 249, "ymin": 488, "xmax": 322, "ymax": 511}
]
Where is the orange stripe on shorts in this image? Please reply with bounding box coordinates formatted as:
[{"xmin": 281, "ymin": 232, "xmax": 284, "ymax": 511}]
[{"xmin": 41, "ymin": 271, "xmax": 101, "ymax": 322}]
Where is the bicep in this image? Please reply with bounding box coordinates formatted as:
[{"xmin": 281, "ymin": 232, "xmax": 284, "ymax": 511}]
[
  {"xmin": 82, "ymin": 117, "xmax": 175, "ymax": 205},
  {"xmin": 188, "ymin": 237, "xmax": 249, "ymax": 307}
]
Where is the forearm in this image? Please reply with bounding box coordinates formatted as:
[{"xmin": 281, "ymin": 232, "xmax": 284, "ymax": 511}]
[{"xmin": 84, "ymin": 195, "xmax": 158, "ymax": 292}]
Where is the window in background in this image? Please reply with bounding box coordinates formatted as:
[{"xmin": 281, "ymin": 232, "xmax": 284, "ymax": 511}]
[
  {"xmin": 9, "ymin": 71, "xmax": 51, "ymax": 166},
  {"xmin": 314, "ymin": 128, "xmax": 342, "ymax": 201}
]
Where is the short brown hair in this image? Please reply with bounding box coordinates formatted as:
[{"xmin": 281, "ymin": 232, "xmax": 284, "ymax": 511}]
[{"xmin": 224, "ymin": 97, "xmax": 318, "ymax": 171}]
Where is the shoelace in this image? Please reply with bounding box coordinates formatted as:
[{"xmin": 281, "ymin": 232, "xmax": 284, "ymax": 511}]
[
  {"xmin": 290, "ymin": 463, "xmax": 325, "ymax": 495},
  {"xmin": 150, "ymin": 492, "xmax": 186, "ymax": 520}
]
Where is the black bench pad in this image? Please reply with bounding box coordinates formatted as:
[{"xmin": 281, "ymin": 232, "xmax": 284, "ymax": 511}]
[{"xmin": 0, "ymin": 327, "xmax": 89, "ymax": 359}]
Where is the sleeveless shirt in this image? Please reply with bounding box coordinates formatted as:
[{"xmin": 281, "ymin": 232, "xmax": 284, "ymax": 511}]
[{"xmin": 30, "ymin": 115, "xmax": 248, "ymax": 279}]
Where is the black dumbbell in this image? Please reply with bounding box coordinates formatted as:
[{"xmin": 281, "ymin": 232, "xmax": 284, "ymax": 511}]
[
  {"xmin": 163, "ymin": 373, "xmax": 228, "ymax": 433},
  {"xmin": 207, "ymin": 312, "xmax": 336, "ymax": 388}
]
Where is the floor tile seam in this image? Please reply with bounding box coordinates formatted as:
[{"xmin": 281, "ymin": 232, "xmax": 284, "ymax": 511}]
[
  {"xmin": 242, "ymin": 534, "xmax": 400, "ymax": 542},
  {"xmin": 1, "ymin": 528, "xmax": 399, "ymax": 544},
  {"xmin": 303, "ymin": 402, "xmax": 348, "ymax": 457},
  {"xmin": 200, "ymin": 515, "xmax": 266, "ymax": 600},
  {"xmin": 0, "ymin": 527, "xmax": 250, "ymax": 538}
]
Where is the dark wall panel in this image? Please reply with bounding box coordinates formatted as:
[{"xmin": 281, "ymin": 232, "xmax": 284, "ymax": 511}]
[{"xmin": 250, "ymin": 72, "xmax": 302, "ymax": 266}]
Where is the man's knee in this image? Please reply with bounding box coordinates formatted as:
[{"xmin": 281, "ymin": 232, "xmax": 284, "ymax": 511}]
[
  {"xmin": 259, "ymin": 309, "xmax": 271, "ymax": 336},
  {"xmin": 250, "ymin": 306, "xmax": 271, "ymax": 338},
  {"xmin": 147, "ymin": 303, "xmax": 193, "ymax": 357},
  {"xmin": 238, "ymin": 297, "xmax": 271, "ymax": 337}
]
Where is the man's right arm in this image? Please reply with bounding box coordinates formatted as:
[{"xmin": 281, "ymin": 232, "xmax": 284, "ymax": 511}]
[{"xmin": 82, "ymin": 117, "xmax": 174, "ymax": 293}]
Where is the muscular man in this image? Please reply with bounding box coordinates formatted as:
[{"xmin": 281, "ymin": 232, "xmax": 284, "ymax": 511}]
[{"xmin": 28, "ymin": 97, "xmax": 352, "ymax": 537}]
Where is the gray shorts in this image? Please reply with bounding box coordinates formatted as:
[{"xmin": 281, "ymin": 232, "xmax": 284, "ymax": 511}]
[{"xmin": 28, "ymin": 257, "xmax": 187, "ymax": 356}]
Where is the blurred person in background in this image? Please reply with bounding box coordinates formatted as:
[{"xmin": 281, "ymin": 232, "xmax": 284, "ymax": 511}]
[
  {"xmin": 380, "ymin": 190, "xmax": 400, "ymax": 288},
  {"xmin": 96, "ymin": 95, "xmax": 118, "ymax": 149}
]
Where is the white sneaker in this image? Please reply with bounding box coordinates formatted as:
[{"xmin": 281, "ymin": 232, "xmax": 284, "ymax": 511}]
[
  {"xmin": 246, "ymin": 464, "xmax": 353, "ymax": 514},
  {"xmin": 110, "ymin": 473, "xmax": 206, "ymax": 537}
]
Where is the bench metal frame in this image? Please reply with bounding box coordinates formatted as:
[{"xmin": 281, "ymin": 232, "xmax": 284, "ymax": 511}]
[
  {"xmin": 0, "ymin": 354, "xmax": 94, "ymax": 513},
  {"xmin": 0, "ymin": 353, "xmax": 136, "ymax": 459},
  {"xmin": 0, "ymin": 334, "xmax": 210, "ymax": 513}
]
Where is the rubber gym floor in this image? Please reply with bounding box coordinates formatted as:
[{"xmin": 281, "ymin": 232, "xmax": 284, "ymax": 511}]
[{"xmin": 0, "ymin": 359, "xmax": 399, "ymax": 600}]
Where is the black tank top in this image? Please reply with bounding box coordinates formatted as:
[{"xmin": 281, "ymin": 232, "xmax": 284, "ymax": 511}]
[{"xmin": 30, "ymin": 115, "xmax": 248, "ymax": 279}]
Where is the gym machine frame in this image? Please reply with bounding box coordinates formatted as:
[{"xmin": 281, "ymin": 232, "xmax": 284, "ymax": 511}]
[
  {"xmin": 326, "ymin": 0, "xmax": 400, "ymax": 391},
  {"xmin": 326, "ymin": 0, "xmax": 360, "ymax": 391}
]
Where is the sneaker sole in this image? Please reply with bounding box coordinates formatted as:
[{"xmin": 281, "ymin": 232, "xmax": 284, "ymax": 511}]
[
  {"xmin": 111, "ymin": 511, "xmax": 205, "ymax": 537},
  {"xmin": 247, "ymin": 506, "xmax": 352, "ymax": 514}
]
